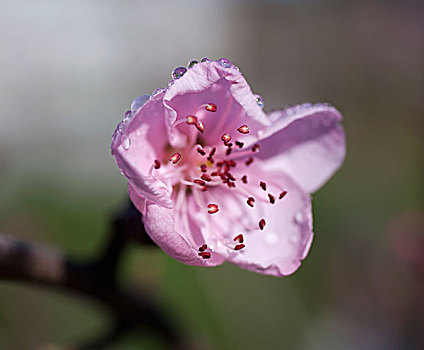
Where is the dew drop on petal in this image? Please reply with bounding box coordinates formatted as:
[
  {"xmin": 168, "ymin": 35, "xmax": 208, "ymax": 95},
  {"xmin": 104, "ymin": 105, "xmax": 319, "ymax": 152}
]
[
  {"xmin": 131, "ymin": 95, "xmax": 150, "ymax": 113},
  {"xmin": 172, "ymin": 66, "xmax": 187, "ymax": 79},
  {"xmin": 217, "ymin": 57, "xmax": 232, "ymax": 68},
  {"xmin": 265, "ymin": 232, "xmax": 278, "ymax": 244},
  {"xmin": 288, "ymin": 233, "xmax": 300, "ymax": 245},
  {"xmin": 151, "ymin": 88, "xmax": 165, "ymax": 97},
  {"xmin": 188, "ymin": 60, "xmax": 198, "ymax": 68},
  {"xmin": 121, "ymin": 134, "xmax": 131, "ymax": 150},
  {"xmin": 294, "ymin": 211, "xmax": 305, "ymax": 224},
  {"xmin": 254, "ymin": 94, "xmax": 264, "ymax": 108}
]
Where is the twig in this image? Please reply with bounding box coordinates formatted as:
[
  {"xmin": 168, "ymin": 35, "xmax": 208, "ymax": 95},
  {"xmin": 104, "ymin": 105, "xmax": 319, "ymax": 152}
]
[{"xmin": 0, "ymin": 202, "xmax": 185, "ymax": 349}]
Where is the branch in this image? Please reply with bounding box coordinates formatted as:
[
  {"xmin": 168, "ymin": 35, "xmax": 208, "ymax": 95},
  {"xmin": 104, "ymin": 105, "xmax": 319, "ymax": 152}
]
[{"xmin": 0, "ymin": 202, "xmax": 186, "ymax": 349}]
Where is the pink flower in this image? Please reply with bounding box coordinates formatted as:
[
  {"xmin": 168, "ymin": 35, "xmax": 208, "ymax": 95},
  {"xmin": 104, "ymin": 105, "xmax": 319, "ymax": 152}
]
[{"xmin": 111, "ymin": 58, "xmax": 345, "ymax": 276}]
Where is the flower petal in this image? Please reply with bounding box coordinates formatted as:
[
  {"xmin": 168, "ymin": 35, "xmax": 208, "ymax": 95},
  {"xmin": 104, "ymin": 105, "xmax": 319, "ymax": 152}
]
[
  {"xmin": 142, "ymin": 199, "xmax": 225, "ymax": 267},
  {"xmin": 163, "ymin": 61, "xmax": 271, "ymax": 147},
  {"xmin": 111, "ymin": 92, "xmax": 173, "ymax": 208},
  {"xmin": 201, "ymin": 162, "xmax": 313, "ymax": 277},
  {"xmin": 255, "ymin": 104, "xmax": 346, "ymax": 193}
]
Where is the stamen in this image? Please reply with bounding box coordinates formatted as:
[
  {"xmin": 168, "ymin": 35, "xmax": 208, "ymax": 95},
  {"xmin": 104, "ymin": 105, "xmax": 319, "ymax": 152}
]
[
  {"xmin": 252, "ymin": 144, "xmax": 260, "ymax": 152},
  {"xmin": 241, "ymin": 175, "xmax": 247, "ymax": 184},
  {"xmin": 169, "ymin": 152, "xmax": 181, "ymax": 164},
  {"xmin": 226, "ymin": 147, "xmax": 232, "ymax": 156},
  {"xmin": 227, "ymin": 173, "xmax": 236, "ymax": 181},
  {"xmin": 235, "ymin": 141, "xmax": 244, "ymax": 148},
  {"xmin": 233, "ymin": 234, "xmax": 244, "ymax": 243},
  {"xmin": 246, "ymin": 157, "xmax": 253, "ymax": 166},
  {"xmin": 209, "ymin": 147, "xmax": 216, "ymax": 157},
  {"xmin": 199, "ymin": 244, "xmax": 207, "ymax": 251},
  {"xmin": 259, "ymin": 219, "xmax": 266, "ymax": 230},
  {"xmin": 234, "ymin": 244, "xmax": 245, "ymax": 251},
  {"xmin": 200, "ymin": 164, "xmax": 207, "ymax": 172},
  {"xmin": 221, "ymin": 133, "xmax": 231, "ymax": 144},
  {"xmin": 237, "ymin": 125, "xmax": 249, "ymax": 134},
  {"xmin": 154, "ymin": 160, "xmax": 161, "ymax": 169},
  {"xmin": 194, "ymin": 179, "xmax": 206, "ymax": 186},
  {"xmin": 196, "ymin": 121, "xmax": 205, "ymax": 133},
  {"xmin": 268, "ymin": 194, "xmax": 276, "ymax": 204},
  {"xmin": 205, "ymin": 103, "xmax": 217, "ymax": 112},
  {"xmin": 247, "ymin": 197, "xmax": 255, "ymax": 207},
  {"xmin": 229, "ymin": 160, "xmax": 237, "ymax": 167},
  {"xmin": 200, "ymin": 174, "xmax": 212, "ymax": 182},
  {"xmin": 197, "ymin": 146, "xmax": 206, "ymax": 156},
  {"xmin": 279, "ymin": 191, "xmax": 287, "ymax": 199},
  {"xmin": 207, "ymin": 203, "xmax": 219, "ymax": 214},
  {"xmin": 186, "ymin": 115, "xmax": 198, "ymax": 125},
  {"xmin": 227, "ymin": 182, "xmax": 236, "ymax": 188},
  {"xmin": 200, "ymin": 186, "xmax": 208, "ymax": 192},
  {"xmin": 260, "ymin": 181, "xmax": 267, "ymax": 191},
  {"xmin": 198, "ymin": 252, "xmax": 211, "ymax": 259},
  {"xmin": 211, "ymin": 171, "xmax": 220, "ymax": 176}
]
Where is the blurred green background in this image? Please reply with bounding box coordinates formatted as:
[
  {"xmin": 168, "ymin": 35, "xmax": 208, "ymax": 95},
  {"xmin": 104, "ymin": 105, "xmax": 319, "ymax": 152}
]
[{"xmin": 0, "ymin": 0, "xmax": 423, "ymax": 349}]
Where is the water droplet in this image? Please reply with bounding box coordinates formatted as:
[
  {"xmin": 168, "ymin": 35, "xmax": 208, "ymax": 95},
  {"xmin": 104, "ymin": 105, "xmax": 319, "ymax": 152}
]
[
  {"xmin": 201, "ymin": 57, "xmax": 211, "ymax": 63},
  {"xmin": 265, "ymin": 232, "xmax": 278, "ymax": 244},
  {"xmin": 188, "ymin": 60, "xmax": 198, "ymax": 68},
  {"xmin": 117, "ymin": 122, "xmax": 125, "ymax": 134},
  {"xmin": 254, "ymin": 94, "xmax": 264, "ymax": 108},
  {"xmin": 288, "ymin": 233, "xmax": 300, "ymax": 245},
  {"xmin": 131, "ymin": 95, "xmax": 150, "ymax": 113},
  {"xmin": 294, "ymin": 211, "xmax": 305, "ymax": 225},
  {"xmin": 217, "ymin": 57, "xmax": 232, "ymax": 68},
  {"xmin": 172, "ymin": 66, "xmax": 187, "ymax": 79},
  {"xmin": 151, "ymin": 88, "xmax": 165, "ymax": 97},
  {"xmin": 121, "ymin": 134, "xmax": 131, "ymax": 150}
]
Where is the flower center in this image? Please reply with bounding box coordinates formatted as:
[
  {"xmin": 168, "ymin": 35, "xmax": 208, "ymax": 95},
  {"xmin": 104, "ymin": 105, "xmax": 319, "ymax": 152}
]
[{"xmin": 150, "ymin": 102, "xmax": 288, "ymax": 259}]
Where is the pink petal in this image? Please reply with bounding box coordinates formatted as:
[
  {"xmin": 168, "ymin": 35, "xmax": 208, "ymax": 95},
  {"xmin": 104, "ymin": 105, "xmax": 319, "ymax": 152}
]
[
  {"xmin": 255, "ymin": 103, "xmax": 346, "ymax": 193},
  {"xmin": 142, "ymin": 200, "xmax": 225, "ymax": 267},
  {"xmin": 163, "ymin": 61, "xmax": 271, "ymax": 147},
  {"xmin": 111, "ymin": 92, "xmax": 173, "ymax": 208},
  {"xmin": 200, "ymin": 162, "xmax": 313, "ymax": 277}
]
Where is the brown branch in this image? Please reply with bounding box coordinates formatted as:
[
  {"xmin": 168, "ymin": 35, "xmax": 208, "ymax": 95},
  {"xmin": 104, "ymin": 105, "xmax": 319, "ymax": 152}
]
[{"xmin": 0, "ymin": 202, "xmax": 186, "ymax": 350}]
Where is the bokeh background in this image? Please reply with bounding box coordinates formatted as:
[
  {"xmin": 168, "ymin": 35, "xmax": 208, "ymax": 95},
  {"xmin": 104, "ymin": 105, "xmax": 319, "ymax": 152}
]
[{"xmin": 0, "ymin": 0, "xmax": 423, "ymax": 348}]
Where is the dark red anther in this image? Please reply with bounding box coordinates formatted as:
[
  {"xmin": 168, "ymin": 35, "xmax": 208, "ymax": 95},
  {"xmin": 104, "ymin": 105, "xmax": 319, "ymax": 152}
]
[
  {"xmin": 207, "ymin": 203, "xmax": 219, "ymax": 214},
  {"xmin": 186, "ymin": 115, "xmax": 198, "ymax": 125},
  {"xmin": 199, "ymin": 244, "xmax": 207, "ymax": 251},
  {"xmin": 235, "ymin": 141, "xmax": 244, "ymax": 148},
  {"xmin": 279, "ymin": 191, "xmax": 287, "ymax": 199},
  {"xmin": 259, "ymin": 219, "xmax": 266, "ymax": 230},
  {"xmin": 237, "ymin": 125, "xmax": 249, "ymax": 134},
  {"xmin": 268, "ymin": 194, "xmax": 276, "ymax": 204},
  {"xmin": 233, "ymin": 234, "xmax": 244, "ymax": 243},
  {"xmin": 195, "ymin": 121, "xmax": 205, "ymax": 133},
  {"xmin": 154, "ymin": 159, "xmax": 161, "ymax": 169},
  {"xmin": 260, "ymin": 181, "xmax": 267, "ymax": 191},
  {"xmin": 241, "ymin": 175, "xmax": 247, "ymax": 184},
  {"xmin": 207, "ymin": 156, "xmax": 214, "ymax": 164},
  {"xmin": 205, "ymin": 103, "xmax": 217, "ymax": 112},
  {"xmin": 169, "ymin": 152, "xmax": 181, "ymax": 164},
  {"xmin": 245, "ymin": 157, "xmax": 253, "ymax": 166},
  {"xmin": 226, "ymin": 147, "xmax": 232, "ymax": 156},
  {"xmin": 200, "ymin": 164, "xmax": 207, "ymax": 172},
  {"xmin": 201, "ymin": 174, "xmax": 212, "ymax": 182},
  {"xmin": 216, "ymin": 161, "xmax": 225, "ymax": 167},
  {"xmin": 252, "ymin": 144, "xmax": 260, "ymax": 152},
  {"xmin": 197, "ymin": 147, "xmax": 206, "ymax": 156},
  {"xmin": 247, "ymin": 197, "xmax": 255, "ymax": 207},
  {"xmin": 211, "ymin": 171, "xmax": 220, "ymax": 176},
  {"xmin": 201, "ymin": 186, "xmax": 208, "ymax": 192},
  {"xmin": 194, "ymin": 179, "xmax": 206, "ymax": 186},
  {"xmin": 221, "ymin": 133, "xmax": 231, "ymax": 144},
  {"xmin": 209, "ymin": 147, "xmax": 216, "ymax": 157},
  {"xmin": 229, "ymin": 160, "xmax": 237, "ymax": 167},
  {"xmin": 227, "ymin": 173, "xmax": 236, "ymax": 181},
  {"xmin": 234, "ymin": 244, "xmax": 245, "ymax": 251},
  {"xmin": 198, "ymin": 251, "xmax": 211, "ymax": 259},
  {"xmin": 227, "ymin": 182, "xmax": 236, "ymax": 188}
]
